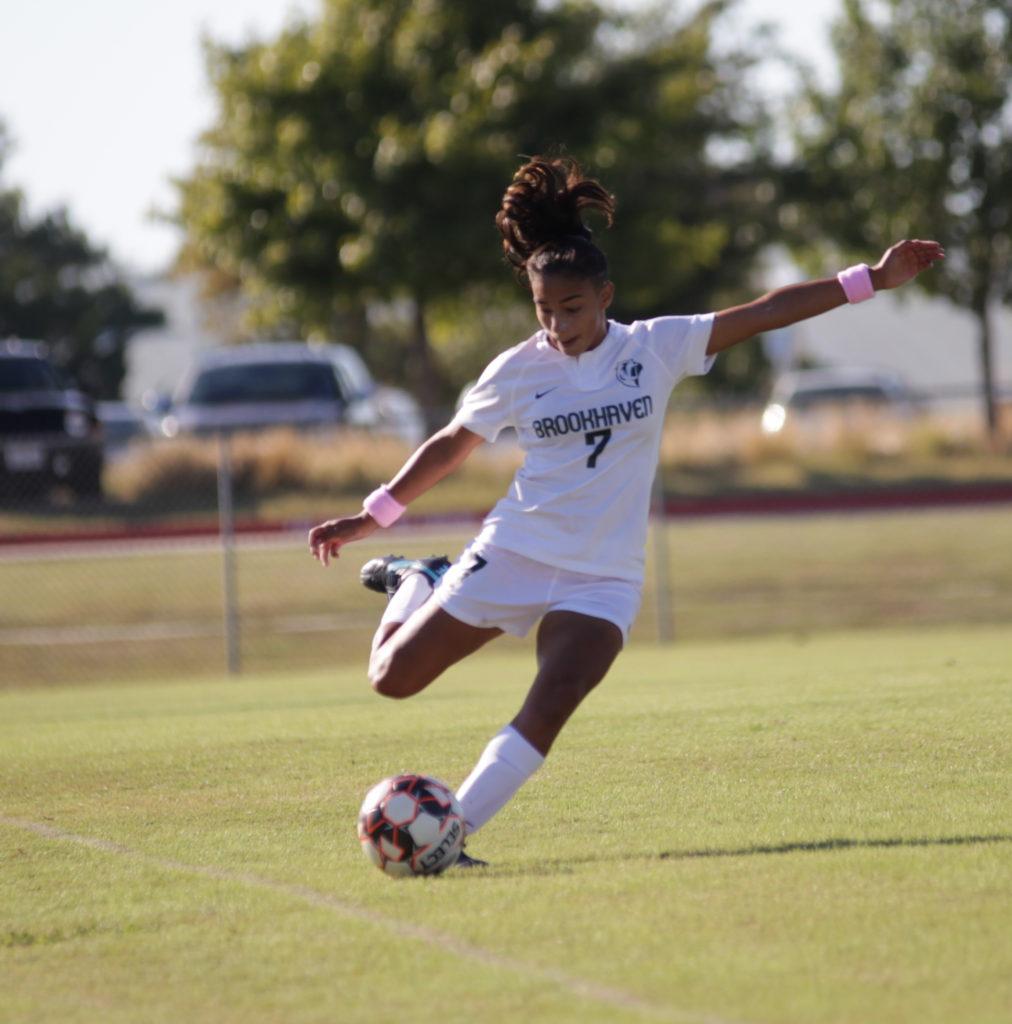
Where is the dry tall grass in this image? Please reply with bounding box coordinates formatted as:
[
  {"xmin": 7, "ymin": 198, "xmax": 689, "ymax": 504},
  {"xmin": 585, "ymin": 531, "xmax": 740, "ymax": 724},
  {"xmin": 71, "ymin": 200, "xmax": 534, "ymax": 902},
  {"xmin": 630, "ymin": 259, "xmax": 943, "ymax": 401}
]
[
  {"xmin": 105, "ymin": 408, "xmax": 1011, "ymax": 512},
  {"xmin": 662, "ymin": 405, "xmax": 1010, "ymax": 485},
  {"xmin": 661, "ymin": 405, "xmax": 1009, "ymax": 467},
  {"xmin": 105, "ymin": 428, "xmax": 522, "ymax": 509}
]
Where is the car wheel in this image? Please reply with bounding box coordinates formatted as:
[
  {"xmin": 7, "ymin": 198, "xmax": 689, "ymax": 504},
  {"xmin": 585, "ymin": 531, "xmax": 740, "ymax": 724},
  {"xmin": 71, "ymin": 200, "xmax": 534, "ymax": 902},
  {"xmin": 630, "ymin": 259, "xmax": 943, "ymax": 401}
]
[{"xmin": 68, "ymin": 455, "xmax": 104, "ymax": 498}]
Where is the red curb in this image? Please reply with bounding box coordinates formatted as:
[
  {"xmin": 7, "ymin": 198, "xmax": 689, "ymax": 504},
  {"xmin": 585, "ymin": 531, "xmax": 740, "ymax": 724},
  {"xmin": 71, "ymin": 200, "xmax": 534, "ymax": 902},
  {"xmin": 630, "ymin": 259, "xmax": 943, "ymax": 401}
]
[
  {"xmin": 0, "ymin": 520, "xmax": 288, "ymax": 548},
  {"xmin": 0, "ymin": 511, "xmax": 485, "ymax": 548},
  {"xmin": 662, "ymin": 483, "xmax": 1012, "ymax": 517},
  {"xmin": 1, "ymin": 486, "xmax": 1010, "ymax": 547}
]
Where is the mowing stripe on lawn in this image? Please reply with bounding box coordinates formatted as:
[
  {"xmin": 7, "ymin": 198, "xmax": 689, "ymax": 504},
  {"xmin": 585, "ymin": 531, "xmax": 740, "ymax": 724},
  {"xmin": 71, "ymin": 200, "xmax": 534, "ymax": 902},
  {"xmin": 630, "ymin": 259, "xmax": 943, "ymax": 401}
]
[{"xmin": 1, "ymin": 815, "xmax": 745, "ymax": 1024}]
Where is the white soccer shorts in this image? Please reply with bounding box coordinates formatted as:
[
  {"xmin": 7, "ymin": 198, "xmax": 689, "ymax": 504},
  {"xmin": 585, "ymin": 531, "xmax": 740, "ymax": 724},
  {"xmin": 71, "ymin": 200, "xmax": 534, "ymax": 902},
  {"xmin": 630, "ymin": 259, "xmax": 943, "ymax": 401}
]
[{"xmin": 433, "ymin": 542, "xmax": 642, "ymax": 642}]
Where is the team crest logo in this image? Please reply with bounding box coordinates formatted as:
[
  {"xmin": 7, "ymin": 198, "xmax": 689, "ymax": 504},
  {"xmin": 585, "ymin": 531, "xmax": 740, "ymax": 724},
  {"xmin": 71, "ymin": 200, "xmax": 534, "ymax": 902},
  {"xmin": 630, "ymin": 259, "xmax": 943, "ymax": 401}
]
[{"xmin": 616, "ymin": 358, "xmax": 643, "ymax": 389}]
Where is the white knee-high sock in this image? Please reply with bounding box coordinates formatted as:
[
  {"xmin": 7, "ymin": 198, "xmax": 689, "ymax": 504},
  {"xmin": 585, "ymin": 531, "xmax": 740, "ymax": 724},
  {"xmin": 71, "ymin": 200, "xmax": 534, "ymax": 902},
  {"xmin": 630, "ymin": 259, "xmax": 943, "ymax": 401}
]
[
  {"xmin": 379, "ymin": 572, "xmax": 433, "ymax": 628},
  {"xmin": 456, "ymin": 725, "xmax": 545, "ymax": 835}
]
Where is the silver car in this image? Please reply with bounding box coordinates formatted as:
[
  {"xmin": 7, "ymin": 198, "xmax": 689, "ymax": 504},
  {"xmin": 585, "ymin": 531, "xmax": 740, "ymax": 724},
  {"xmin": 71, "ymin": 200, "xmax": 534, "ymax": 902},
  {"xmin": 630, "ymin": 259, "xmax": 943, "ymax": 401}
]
[
  {"xmin": 761, "ymin": 368, "xmax": 920, "ymax": 434},
  {"xmin": 160, "ymin": 342, "xmax": 383, "ymax": 438}
]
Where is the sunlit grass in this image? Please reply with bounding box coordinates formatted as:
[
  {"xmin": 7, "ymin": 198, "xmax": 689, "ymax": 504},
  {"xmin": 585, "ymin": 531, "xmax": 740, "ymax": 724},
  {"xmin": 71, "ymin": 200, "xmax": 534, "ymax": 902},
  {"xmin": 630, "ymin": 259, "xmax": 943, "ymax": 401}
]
[{"xmin": 1, "ymin": 628, "xmax": 1009, "ymax": 1024}]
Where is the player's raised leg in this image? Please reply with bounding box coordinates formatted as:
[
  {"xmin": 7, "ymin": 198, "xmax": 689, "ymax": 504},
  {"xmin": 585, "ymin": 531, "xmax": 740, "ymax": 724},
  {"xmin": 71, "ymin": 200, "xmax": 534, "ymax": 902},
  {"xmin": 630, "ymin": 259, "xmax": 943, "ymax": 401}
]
[
  {"xmin": 361, "ymin": 554, "xmax": 452, "ymax": 655},
  {"xmin": 455, "ymin": 610, "xmax": 623, "ymax": 838},
  {"xmin": 367, "ymin": 585, "xmax": 503, "ymax": 698}
]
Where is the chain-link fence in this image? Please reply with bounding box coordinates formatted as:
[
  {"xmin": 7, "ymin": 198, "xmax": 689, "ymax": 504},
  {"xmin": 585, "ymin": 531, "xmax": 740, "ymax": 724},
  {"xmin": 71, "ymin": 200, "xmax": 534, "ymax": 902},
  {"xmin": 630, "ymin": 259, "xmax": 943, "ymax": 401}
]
[{"xmin": 3, "ymin": 402, "xmax": 1012, "ymax": 688}]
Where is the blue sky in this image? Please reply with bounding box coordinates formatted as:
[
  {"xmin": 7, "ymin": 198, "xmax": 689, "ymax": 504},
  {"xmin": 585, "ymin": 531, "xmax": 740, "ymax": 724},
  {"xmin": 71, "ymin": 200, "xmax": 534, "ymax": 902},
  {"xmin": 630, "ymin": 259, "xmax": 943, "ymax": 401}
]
[{"xmin": 0, "ymin": 0, "xmax": 840, "ymax": 274}]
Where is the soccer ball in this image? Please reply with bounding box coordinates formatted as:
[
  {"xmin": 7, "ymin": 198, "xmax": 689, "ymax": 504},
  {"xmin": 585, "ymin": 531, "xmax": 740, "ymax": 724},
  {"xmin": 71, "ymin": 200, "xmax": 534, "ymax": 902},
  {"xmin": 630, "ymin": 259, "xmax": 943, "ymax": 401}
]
[{"xmin": 357, "ymin": 773, "xmax": 465, "ymax": 877}]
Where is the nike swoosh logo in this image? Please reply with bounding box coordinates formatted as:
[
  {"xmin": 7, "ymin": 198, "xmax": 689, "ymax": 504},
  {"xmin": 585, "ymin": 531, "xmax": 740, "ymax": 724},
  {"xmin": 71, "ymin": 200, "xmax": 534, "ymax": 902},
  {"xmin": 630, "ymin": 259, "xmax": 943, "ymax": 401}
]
[{"xmin": 534, "ymin": 387, "xmax": 559, "ymax": 400}]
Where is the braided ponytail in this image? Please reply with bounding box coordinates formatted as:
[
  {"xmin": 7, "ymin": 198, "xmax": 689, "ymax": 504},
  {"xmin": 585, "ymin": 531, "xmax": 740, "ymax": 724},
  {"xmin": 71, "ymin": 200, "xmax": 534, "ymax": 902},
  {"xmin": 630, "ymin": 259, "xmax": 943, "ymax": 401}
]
[{"xmin": 495, "ymin": 156, "xmax": 615, "ymax": 287}]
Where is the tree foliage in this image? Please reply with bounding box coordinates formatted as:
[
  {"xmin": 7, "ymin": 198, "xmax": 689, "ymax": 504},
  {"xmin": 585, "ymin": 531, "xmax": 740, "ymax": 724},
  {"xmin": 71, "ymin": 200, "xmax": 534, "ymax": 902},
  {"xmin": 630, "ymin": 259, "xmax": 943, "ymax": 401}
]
[
  {"xmin": 0, "ymin": 126, "xmax": 163, "ymax": 398},
  {"xmin": 176, "ymin": 0, "xmax": 779, "ymax": 402},
  {"xmin": 787, "ymin": 0, "xmax": 1012, "ymax": 435}
]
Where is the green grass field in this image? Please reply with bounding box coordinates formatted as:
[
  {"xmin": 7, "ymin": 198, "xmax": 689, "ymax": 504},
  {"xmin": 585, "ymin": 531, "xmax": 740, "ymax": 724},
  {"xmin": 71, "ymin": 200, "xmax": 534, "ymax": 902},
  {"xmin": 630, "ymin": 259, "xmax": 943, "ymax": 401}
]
[{"xmin": 2, "ymin": 626, "xmax": 1009, "ymax": 1024}]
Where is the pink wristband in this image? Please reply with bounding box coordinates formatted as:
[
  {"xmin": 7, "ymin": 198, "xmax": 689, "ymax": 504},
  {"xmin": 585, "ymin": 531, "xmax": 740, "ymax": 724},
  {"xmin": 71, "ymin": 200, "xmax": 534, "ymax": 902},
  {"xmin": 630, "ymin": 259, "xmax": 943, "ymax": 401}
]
[
  {"xmin": 363, "ymin": 485, "xmax": 406, "ymax": 528},
  {"xmin": 837, "ymin": 263, "xmax": 875, "ymax": 304}
]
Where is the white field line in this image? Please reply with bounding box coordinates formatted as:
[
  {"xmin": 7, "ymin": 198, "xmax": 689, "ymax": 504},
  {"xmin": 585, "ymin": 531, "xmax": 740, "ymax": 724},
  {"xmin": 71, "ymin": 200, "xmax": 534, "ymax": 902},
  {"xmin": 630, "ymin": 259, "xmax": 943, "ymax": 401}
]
[{"xmin": 1, "ymin": 815, "xmax": 745, "ymax": 1024}]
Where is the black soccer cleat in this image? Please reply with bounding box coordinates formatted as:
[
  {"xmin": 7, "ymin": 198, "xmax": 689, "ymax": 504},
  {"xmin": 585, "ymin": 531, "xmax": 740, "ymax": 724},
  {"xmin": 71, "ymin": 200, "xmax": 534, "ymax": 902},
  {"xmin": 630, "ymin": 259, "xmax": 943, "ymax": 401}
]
[
  {"xmin": 453, "ymin": 849, "xmax": 489, "ymax": 869},
  {"xmin": 359, "ymin": 555, "xmax": 451, "ymax": 598}
]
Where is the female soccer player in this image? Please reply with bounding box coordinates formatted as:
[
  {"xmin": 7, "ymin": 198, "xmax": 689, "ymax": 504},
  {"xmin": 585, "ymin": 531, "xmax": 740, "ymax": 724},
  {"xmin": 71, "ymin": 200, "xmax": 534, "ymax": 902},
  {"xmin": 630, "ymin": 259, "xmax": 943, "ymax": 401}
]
[{"xmin": 309, "ymin": 156, "xmax": 943, "ymax": 865}]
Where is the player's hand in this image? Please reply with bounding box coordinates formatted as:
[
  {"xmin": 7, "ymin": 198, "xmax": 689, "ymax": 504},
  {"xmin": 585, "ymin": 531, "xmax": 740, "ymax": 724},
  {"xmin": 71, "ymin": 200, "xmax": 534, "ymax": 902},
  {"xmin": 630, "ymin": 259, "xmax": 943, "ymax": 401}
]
[
  {"xmin": 872, "ymin": 239, "xmax": 945, "ymax": 290},
  {"xmin": 308, "ymin": 512, "xmax": 379, "ymax": 567}
]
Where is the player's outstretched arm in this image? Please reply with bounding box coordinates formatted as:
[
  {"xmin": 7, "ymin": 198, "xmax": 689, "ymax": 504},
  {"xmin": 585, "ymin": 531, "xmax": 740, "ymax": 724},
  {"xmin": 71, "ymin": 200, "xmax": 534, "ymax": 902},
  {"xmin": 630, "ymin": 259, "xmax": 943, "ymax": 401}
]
[
  {"xmin": 308, "ymin": 422, "xmax": 485, "ymax": 566},
  {"xmin": 706, "ymin": 239, "xmax": 945, "ymax": 356}
]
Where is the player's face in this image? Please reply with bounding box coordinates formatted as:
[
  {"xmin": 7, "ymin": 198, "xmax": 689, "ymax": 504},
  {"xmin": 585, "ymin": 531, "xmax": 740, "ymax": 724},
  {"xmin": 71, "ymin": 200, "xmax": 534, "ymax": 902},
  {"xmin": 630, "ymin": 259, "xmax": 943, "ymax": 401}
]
[{"xmin": 530, "ymin": 273, "xmax": 614, "ymax": 357}]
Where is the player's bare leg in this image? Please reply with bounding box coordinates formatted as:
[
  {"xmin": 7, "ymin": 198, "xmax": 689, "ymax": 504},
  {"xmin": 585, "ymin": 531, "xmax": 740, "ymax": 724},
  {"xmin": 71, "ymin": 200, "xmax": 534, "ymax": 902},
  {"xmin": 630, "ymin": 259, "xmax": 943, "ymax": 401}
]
[
  {"xmin": 369, "ymin": 598, "xmax": 502, "ymax": 698},
  {"xmin": 512, "ymin": 610, "xmax": 624, "ymax": 754},
  {"xmin": 455, "ymin": 610, "xmax": 623, "ymax": 844},
  {"xmin": 359, "ymin": 553, "xmax": 499, "ymax": 697}
]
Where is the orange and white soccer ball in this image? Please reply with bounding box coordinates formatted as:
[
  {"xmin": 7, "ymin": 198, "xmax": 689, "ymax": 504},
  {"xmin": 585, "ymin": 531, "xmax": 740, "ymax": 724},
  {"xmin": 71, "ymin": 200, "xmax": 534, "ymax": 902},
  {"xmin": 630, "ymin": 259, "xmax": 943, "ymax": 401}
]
[{"xmin": 357, "ymin": 774, "xmax": 465, "ymax": 877}]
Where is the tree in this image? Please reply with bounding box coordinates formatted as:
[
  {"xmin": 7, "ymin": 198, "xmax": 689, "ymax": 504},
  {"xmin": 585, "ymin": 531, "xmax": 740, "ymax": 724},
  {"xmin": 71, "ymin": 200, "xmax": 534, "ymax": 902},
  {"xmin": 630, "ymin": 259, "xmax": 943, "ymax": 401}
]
[
  {"xmin": 0, "ymin": 126, "xmax": 163, "ymax": 398},
  {"xmin": 787, "ymin": 0, "xmax": 1011, "ymax": 437},
  {"xmin": 176, "ymin": 0, "xmax": 779, "ymax": 407}
]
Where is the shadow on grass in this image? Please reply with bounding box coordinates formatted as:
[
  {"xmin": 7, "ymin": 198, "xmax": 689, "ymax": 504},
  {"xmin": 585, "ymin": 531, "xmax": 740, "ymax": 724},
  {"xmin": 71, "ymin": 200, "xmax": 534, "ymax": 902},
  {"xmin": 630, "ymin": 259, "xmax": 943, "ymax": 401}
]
[
  {"xmin": 658, "ymin": 833, "xmax": 1012, "ymax": 860},
  {"xmin": 462, "ymin": 833, "xmax": 1012, "ymax": 879}
]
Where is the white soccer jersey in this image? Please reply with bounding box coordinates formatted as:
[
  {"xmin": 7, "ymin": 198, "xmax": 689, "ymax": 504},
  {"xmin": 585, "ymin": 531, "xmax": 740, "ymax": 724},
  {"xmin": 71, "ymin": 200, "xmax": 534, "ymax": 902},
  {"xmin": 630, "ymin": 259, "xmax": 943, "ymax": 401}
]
[{"xmin": 451, "ymin": 314, "xmax": 716, "ymax": 582}]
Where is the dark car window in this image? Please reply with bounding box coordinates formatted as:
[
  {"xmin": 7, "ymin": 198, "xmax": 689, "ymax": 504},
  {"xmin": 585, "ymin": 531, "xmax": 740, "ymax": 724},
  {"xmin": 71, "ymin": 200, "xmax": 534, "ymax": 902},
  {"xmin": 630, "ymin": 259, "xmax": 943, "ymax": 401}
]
[
  {"xmin": 0, "ymin": 357, "xmax": 61, "ymax": 392},
  {"xmin": 187, "ymin": 362, "xmax": 341, "ymax": 405}
]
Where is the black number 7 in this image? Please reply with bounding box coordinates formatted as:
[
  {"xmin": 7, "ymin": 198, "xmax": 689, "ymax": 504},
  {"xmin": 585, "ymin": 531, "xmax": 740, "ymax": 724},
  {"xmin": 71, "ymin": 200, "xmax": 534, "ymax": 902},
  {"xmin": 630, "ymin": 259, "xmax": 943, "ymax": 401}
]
[
  {"xmin": 584, "ymin": 428, "xmax": 612, "ymax": 468},
  {"xmin": 460, "ymin": 553, "xmax": 487, "ymax": 579}
]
